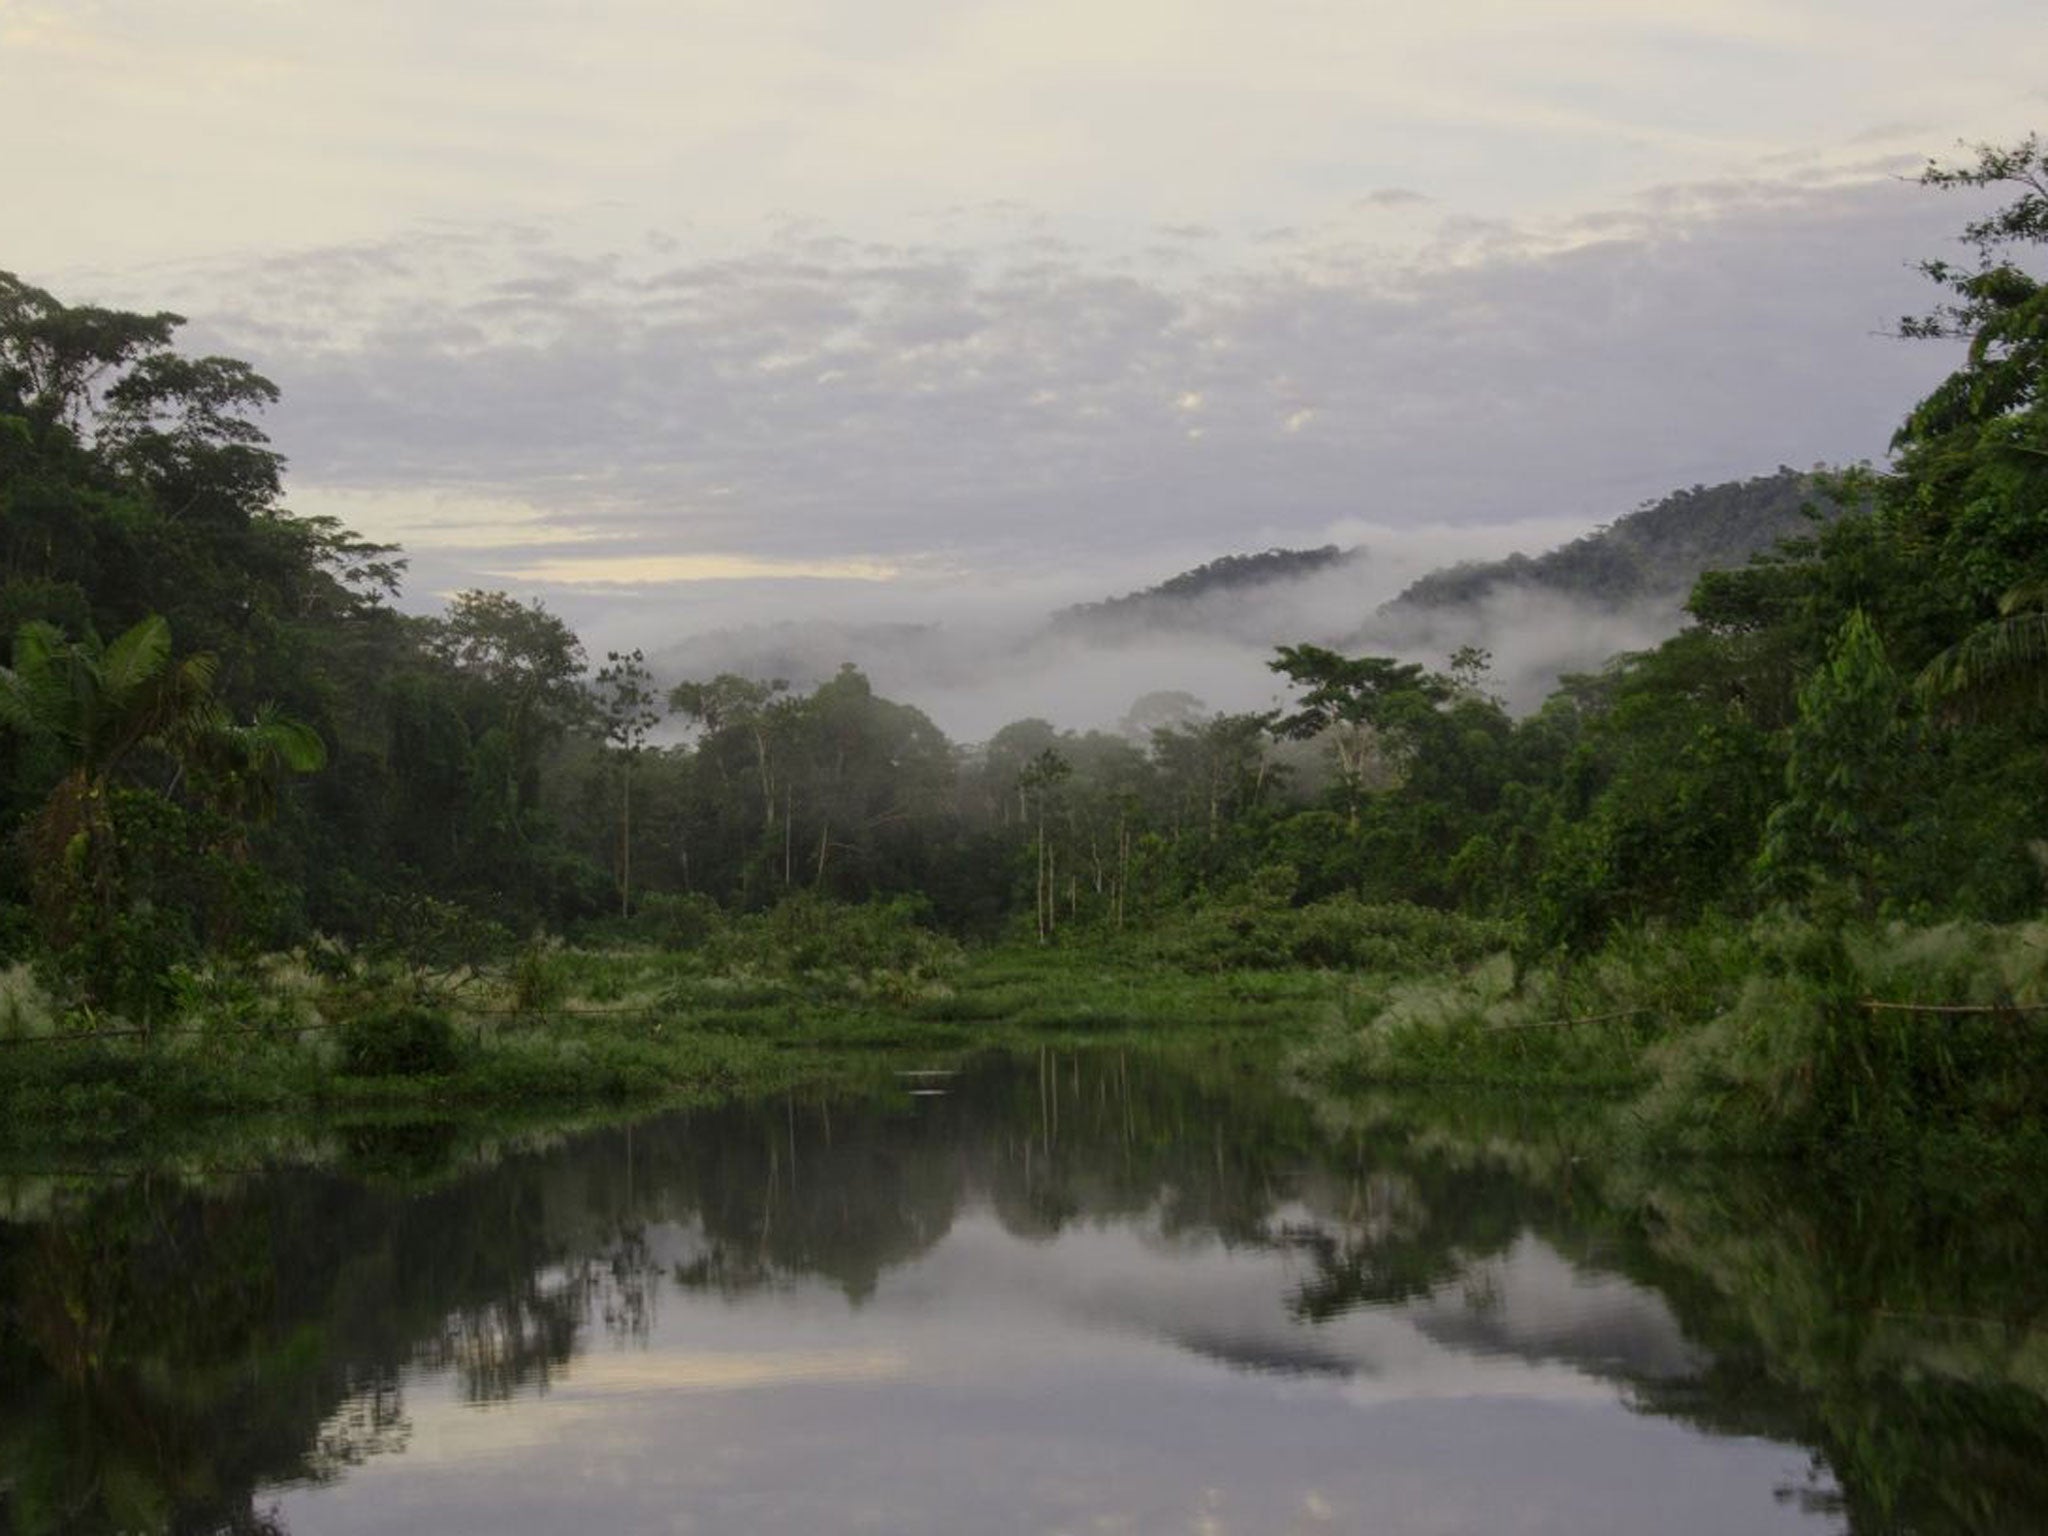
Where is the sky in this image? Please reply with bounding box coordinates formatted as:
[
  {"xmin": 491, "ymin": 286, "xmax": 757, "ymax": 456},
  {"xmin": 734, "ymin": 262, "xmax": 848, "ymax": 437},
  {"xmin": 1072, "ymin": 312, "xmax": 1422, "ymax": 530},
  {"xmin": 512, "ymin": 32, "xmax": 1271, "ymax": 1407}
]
[{"xmin": 8, "ymin": 0, "xmax": 2046, "ymax": 657}]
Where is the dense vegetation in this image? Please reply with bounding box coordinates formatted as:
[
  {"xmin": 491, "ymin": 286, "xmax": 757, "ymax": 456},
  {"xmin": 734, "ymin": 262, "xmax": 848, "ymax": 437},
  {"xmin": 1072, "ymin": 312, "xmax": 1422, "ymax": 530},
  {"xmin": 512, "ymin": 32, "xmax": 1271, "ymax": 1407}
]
[{"xmin": 1, "ymin": 138, "xmax": 2045, "ymax": 1158}]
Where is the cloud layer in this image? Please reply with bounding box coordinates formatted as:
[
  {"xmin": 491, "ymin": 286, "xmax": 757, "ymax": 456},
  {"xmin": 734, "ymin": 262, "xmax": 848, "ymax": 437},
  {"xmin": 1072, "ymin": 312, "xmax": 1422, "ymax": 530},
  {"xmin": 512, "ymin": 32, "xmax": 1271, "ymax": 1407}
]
[
  {"xmin": 18, "ymin": 1, "xmax": 2039, "ymax": 687},
  {"xmin": 129, "ymin": 167, "xmax": 1972, "ymax": 635}
]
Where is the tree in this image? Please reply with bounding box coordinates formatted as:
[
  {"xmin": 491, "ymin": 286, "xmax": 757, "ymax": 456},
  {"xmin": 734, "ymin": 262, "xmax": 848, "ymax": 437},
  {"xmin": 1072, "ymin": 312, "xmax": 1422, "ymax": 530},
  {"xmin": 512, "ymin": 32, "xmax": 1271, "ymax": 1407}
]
[
  {"xmin": 1889, "ymin": 138, "xmax": 2048, "ymax": 723},
  {"xmin": 1917, "ymin": 574, "xmax": 2048, "ymax": 720},
  {"xmin": 593, "ymin": 649, "xmax": 662, "ymax": 917},
  {"xmin": 1756, "ymin": 610, "xmax": 1905, "ymax": 908},
  {"xmin": 0, "ymin": 614, "xmax": 324, "ymax": 1004},
  {"xmin": 0, "ymin": 616, "xmax": 220, "ymax": 947},
  {"xmin": 777, "ymin": 665, "xmax": 955, "ymax": 897},
  {"xmin": 1269, "ymin": 645, "xmax": 1450, "ymax": 823},
  {"xmin": 667, "ymin": 672, "xmax": 798, "ymax": 896},
  {"xmin": 1018, "ymin": 747, "xmax": 1070, "ymax": 941},
  {"xmin": 1887, "ymin": 136, "xmax": 2048, "ymax": 615},
  {"xmin": 0, "ymin": 272, "xmax": 187, "ymax": 439},
  {"xmin": 423, "ymin": 591, "xmax": 586, "ymax": 823},
  {"xmin": 1118, "ymin": 690, "xmax": 1206, "ymax": 741},
  {"xmin": 1148, "ymin": 711, "xmax": 1275, "ymax": 842}
]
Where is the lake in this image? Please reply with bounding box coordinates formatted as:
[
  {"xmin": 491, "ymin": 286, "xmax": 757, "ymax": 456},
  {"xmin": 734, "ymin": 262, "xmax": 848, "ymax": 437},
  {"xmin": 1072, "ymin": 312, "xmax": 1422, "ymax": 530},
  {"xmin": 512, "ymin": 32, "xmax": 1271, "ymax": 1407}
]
[{"xmin": 3, "ymin": 1045, "xmax": 2044, "ymax": 1534}]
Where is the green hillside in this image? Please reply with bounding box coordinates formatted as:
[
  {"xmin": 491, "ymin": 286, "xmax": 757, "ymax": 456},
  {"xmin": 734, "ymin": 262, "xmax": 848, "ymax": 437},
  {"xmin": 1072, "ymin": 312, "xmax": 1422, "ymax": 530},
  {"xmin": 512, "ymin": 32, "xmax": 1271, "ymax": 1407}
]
[{"xmin": 1387, "ymin": 468, "xmax": 1839, "ymax": 614}]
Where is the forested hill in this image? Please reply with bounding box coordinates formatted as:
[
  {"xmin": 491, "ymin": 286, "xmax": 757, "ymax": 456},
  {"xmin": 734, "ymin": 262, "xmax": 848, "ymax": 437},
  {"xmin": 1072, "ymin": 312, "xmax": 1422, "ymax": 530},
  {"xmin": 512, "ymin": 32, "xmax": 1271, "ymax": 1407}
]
[
  {"xmin": 1052, "ymin": 545, "xmax": 1363, "ymax": 638},
  {"xmin": 650, "ymin": 471, "xmax": 1846, "ymax": 726},
  {"xmin": 1046, "ymin": 471, "xmax": 1835, "ymax": 651},
  {"xmin": 1383, "ymin": 468, "xmax": 1834, "ymax": 616}
]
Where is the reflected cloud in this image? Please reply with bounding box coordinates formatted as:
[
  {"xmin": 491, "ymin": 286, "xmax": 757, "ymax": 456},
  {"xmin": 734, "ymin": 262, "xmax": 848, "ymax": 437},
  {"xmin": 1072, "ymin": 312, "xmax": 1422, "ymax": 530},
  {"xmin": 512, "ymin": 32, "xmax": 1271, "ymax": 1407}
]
[{"xmin": 554, "ymin": 1346, "xmax": 909, "ymax": 1397}]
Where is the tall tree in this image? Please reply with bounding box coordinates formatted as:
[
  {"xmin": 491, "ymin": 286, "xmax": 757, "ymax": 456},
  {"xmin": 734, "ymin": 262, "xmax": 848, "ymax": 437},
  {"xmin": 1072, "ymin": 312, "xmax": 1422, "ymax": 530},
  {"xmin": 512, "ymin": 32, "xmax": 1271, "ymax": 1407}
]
[
  {"xmin": 1756, "ymin": 610, "xmax": 1905, "ymax": 909},
  {"xmin": 1018, "ymin": 747, "xmax": 1071, "ymax": 942},
  {"xmin": 423, "ymin": 590, "xmax": 586, "ymax": 825},
  {"xmin": 1269, "ymin": 646, "xmax": 1449, "ymax": 824},
  {"xmin": 593, "ymin": 649, "xmax": 663, "ymax": 917},
  {"xmin": 1887, "ymin": 137, "xmax": 2048, "ymax": 619}
]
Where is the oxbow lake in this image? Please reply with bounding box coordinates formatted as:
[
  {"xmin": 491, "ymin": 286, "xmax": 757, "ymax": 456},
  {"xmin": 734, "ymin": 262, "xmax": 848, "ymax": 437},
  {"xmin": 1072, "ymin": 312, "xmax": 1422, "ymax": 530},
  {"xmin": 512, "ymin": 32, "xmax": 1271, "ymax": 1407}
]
[{"xmin": 4, "ymin": 1047, "xmax": 2044, "ymax": 1534}]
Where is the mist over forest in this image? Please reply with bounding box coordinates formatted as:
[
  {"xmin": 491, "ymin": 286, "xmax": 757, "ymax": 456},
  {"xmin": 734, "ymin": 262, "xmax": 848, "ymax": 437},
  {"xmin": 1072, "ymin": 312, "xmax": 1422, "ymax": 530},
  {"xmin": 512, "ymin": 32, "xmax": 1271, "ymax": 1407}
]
[{"xmin": 647, "ymin": 467, "xmax": 1834, "ymax": 738}]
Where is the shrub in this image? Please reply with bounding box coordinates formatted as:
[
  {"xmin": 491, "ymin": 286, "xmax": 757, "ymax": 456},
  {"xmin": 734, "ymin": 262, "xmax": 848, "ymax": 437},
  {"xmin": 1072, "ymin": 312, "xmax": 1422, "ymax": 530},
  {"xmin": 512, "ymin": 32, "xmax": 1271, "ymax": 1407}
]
[
  {"xmin": 703, "ymin": 894, "xmax": 961, "ymax": 990},
  {"xmin": 630, "ymin": 891, "xmax": 725, "ymax": 950},
  {"xmin": 336, "ymin": 1002, "xmax": 460, "ymax": 1078},
  {"xmin": 1147, "ymin": 866, "xmax": 1515, "ymax": 976},
  {"xmin": 510, "ymin": 941, "xmax": 568, "ymax": 1014}
]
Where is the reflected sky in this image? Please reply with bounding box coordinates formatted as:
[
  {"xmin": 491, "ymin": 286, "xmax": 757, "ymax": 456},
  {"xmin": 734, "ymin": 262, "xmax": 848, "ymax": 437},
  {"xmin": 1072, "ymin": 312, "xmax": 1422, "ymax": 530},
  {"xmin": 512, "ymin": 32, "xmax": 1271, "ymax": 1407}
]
[{"xmin": 267, "ymin": 1096, "xmax": 1829, "ymax": 1536}]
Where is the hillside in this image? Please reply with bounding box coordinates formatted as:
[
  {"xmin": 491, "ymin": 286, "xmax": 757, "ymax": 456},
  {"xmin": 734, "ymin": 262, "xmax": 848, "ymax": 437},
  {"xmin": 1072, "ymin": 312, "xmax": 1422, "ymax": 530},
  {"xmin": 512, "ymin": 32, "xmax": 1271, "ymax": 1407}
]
[
  {"xmin": 1384, "ymin": 468, "xmax": 1834, "ymax": 615},
  {"xmin": 642, "ymin": 467, "xmax": 1852, "ymax": 731},
  {"xmin": 1052, "ymin": 545, "xmax": 1363, "ymax": 639}
]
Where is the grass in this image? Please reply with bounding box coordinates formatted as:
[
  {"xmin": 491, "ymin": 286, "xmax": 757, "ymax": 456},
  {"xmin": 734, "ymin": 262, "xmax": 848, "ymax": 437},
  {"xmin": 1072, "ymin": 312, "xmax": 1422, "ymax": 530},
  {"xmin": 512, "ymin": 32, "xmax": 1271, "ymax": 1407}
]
[
  {"xmin": 0, "ymin": 934, "xmax": 1352, "ymax": 1149},
  {"xmin": 20, "ymin": 888, "xmax": 2042, "ymax": 1169}
]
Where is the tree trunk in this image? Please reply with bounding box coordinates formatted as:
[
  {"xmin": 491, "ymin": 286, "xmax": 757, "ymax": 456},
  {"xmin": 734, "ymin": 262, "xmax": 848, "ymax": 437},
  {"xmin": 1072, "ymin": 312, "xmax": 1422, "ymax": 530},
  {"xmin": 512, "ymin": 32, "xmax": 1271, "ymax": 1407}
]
[
  {"xmin": 619, "ymin": 753, "xmax": 632, "ymax": 919},
  {"xmin": 1035, "ymin": 809, "xmax": 1048, "ymax": 943}
]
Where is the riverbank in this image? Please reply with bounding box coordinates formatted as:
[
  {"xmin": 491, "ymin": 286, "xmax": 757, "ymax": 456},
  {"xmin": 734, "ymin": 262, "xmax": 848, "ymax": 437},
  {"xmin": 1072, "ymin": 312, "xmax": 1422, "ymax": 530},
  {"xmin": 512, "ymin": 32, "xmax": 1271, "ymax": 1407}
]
[
  {"xmin": 7, "ymin": 903, "xmax": 2046, "ymax": 1168},
  {"xmin": 0, "ymin": 937, "xmax": 1344, "ymax": 1149},
  {"xmin": 1294, "ymin": 911, "xmax": 2048, "ymax": 1171}
]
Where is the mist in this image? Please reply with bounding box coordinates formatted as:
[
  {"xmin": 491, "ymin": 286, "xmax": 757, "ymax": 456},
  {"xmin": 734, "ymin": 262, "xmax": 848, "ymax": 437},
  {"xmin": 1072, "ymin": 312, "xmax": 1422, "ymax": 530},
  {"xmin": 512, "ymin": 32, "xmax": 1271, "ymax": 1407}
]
[{"xmin": 642, "ymin": 508, "xmax": 1707, "ymax": 741}]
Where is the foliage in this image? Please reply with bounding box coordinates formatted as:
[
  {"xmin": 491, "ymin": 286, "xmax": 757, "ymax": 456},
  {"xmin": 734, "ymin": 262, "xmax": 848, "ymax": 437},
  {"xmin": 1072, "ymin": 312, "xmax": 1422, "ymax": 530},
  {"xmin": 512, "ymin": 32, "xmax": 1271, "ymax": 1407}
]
[
  {"xmin": 509, "ymin": 939, "xmax": 568, "ymax": 1015},
  {"xmin": 1304, "ymin": 907, "xmax": 2048, "ymax": 1162},
  {"xmin": 1918, "ymin": 573, "xmax": 2048, "ymax": 717},
  {"xmin": 1631, "ymin": 914, "xmax": 2048, "ymax": 1157},
  {"xmin": 700, "ymin": 894, "xmax": 962, "ymax": 996},
  {"xmin": 1143, "ymin": 864, "xmax": 1513, "ymax": 975},
  {"xmin": 1389, "ymin": 467, "xmax": 1835, "ymax": 613},
  {"xmin": 1755, "ymin": 609, "xmax": 1907, "ymax": 905},
  {"xmin": 335, "ymin": 1001, "xmax": 462, "ymax": 1078}
]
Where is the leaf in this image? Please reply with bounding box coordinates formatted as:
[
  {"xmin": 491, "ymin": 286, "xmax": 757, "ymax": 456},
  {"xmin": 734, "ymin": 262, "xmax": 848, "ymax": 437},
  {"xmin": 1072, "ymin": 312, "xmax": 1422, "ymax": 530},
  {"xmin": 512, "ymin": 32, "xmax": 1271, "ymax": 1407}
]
[{"xmin": 97, "ymin": 615, "xmax": 171, "ymax": 701}]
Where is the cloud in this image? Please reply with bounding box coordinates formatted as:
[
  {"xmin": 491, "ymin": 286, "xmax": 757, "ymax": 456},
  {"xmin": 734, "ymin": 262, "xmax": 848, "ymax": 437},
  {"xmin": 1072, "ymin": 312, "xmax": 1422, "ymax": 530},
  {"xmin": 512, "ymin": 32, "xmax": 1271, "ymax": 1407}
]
[
  {"xmin": 489, "ymin": 553, "xmax": 903, "ymax": 586},
  {"xmin": 20, "ymin": 0, "xmax": 2045, "ymax": 284},
  {"xmin": 67, "ymin": 157, "xmax": 2005, "ymax": 697}
]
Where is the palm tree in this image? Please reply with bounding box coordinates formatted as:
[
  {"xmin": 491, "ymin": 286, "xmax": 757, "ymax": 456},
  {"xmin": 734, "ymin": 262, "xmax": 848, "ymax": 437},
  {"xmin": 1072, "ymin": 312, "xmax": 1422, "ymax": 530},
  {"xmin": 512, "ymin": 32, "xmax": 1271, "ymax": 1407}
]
[
  {"xmin": 182, "ymin": 700, "xmax": 329, "ymax": 823},
  {"xmin": 0, "ymin": 614, "xmax": 325, "ymax": 956},
  {"xmin": 1917, "ymin": 576, "xmax": 2048, "ymax": 721},
  {"xmin": 0, "ymin": 616, "xmax": 218, "ymax": 942}
]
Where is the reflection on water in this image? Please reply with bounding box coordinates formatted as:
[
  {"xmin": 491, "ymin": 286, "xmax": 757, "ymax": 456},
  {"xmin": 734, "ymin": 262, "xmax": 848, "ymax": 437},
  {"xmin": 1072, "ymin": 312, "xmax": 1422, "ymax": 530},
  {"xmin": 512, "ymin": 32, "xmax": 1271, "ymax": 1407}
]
[{"xmin": 2, "ymin": 1048, "xmax": 2045, "ymax": 1533}]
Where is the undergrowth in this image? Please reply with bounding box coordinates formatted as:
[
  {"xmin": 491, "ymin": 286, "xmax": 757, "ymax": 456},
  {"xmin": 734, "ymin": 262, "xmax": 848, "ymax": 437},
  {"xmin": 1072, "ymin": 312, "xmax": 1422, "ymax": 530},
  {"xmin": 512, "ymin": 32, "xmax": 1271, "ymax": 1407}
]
[{"xmin": 1299, "ymin": 911, "xmax": 2048, "ymax": 1162}]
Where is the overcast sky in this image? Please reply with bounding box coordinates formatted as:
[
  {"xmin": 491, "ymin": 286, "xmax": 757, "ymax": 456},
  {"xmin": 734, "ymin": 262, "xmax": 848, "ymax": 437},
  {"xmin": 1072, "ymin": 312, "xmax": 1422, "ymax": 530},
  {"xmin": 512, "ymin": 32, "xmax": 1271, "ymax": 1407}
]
[{"xmin": 9, "ymin": 0, "xmax": 2045, "ymax": 649}]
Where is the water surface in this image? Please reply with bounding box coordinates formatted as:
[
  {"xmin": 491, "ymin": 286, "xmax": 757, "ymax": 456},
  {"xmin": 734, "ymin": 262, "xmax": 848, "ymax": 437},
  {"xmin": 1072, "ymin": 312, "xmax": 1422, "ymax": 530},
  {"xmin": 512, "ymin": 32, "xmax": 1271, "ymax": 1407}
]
[{"xmin": 4, "ymin": 1048, "xmax": 2044, "ymax": 1533}]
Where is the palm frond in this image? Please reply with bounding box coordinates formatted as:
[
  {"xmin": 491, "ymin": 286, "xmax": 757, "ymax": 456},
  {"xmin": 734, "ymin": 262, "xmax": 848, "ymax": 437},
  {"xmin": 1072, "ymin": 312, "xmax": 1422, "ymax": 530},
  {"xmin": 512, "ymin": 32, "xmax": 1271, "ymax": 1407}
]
[
  {"xmin": 0, "ymin": 669, "xmax": 35, "ymax": 736},
  {"xmin": 98, "ymin": 614, "xmax": 172, "ymax": 700},
  {"xmin": 219, "ymin": 703, "xmax": 329, "ymax": 772},
  {"xmin": 1917, "ymin": 609, "xmax": 2048, "ymax": 719},
  {"xmin": 4, "ymin": 623, "xmax": 88, "ymax": 746},
  {"xmin": 10, "ymin": 621, "xmax": 66, "ymax": 675},
  {"xmin": 1999, "ymin": 574, "xmax": 2048, "ymax": 615}
]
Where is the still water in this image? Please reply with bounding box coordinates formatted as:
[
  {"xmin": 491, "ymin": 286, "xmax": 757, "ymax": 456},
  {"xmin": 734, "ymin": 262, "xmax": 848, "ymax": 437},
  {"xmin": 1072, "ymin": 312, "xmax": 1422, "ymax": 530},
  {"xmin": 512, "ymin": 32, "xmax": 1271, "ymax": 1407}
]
[{"xmin": 3, "ymin": 1047, "xmax": 2045, "ymax": 1534}]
